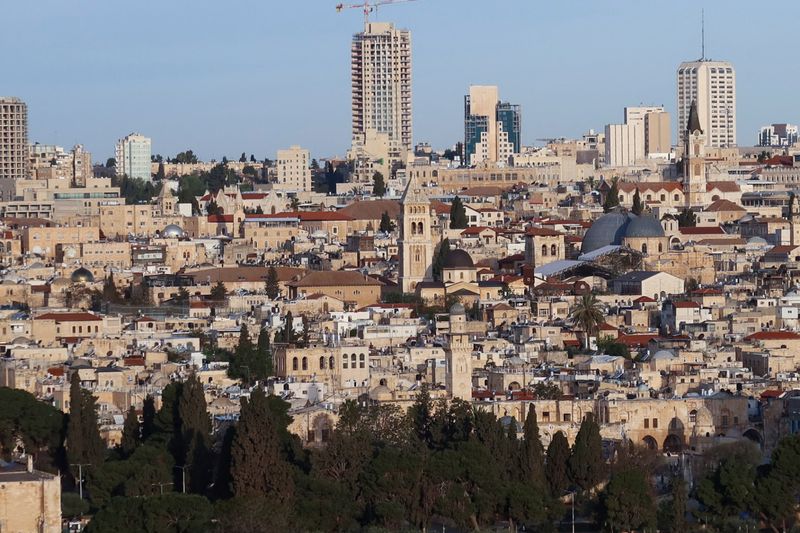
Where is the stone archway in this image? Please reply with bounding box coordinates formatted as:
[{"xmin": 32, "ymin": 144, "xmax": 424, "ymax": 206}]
[
  {"xmin": 508, "ymin": 381, "xmax": 521, "ymax": 391},
  {"xmin": 743, "ymin": 428, "xmax": 763, "ymax": 448},
  {"xmin": 663, "ymin": 434, "xmax": 683, "ymax": 453},
  {"xmin": 642, "ymin": 435, "xmax": 658, "ymax": 450}
]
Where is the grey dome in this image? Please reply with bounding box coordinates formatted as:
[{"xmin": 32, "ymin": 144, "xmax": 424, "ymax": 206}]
[
  {"xmin": 625, "ymin": 214, "xmax": 665, "ymax": 239},
  {"xmin": 449, "ymin": 302, "xmax": 466, "ymax": 315},
  {"xmin": 70, "ymin": 267, "xmax": 94, "ymax": 283},
  {"xmin": 442, "ymin": 249, "xmax": 474, "ymax": 269},
  {"xmin": 581, "ymin": 212, "xmax": 634, "ymax": 254},
  {"xmin": 163, "ymin": 224, "xmax": 184, "ymax": 238}
]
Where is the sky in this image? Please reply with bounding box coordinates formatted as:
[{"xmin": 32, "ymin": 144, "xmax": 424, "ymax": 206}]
[{"xmin": 3, "ymin": 0, "xmax": 798, "ymax": 162}]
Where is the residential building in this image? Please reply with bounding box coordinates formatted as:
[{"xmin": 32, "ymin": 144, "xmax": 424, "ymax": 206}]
[
  {"xmin": 275, "ymin": 145, "xmax": 311, "ymax": 192},
  {"xmin": 604, "ymin": 123, "xmax": 641, "ymax": 167},
  {"xmin": 0, "ymin": 97, "xmax": 29, "ymax": 179},
  {"xmin": 115, "ymin": 132, "xmax": 152, "ymax": 181},
  {"xmin": 644, "ymin": 111, "xmax": 671, "ymax": 155},
  {"xmin": 464, "ymin": 85, "xmax": 520, "ymax": 165},
  {"xmin": 350, "ymin": 22, "xmax": 412, "ymax": 162},
  {"xmin": 677, "ymin": 60, "xmax": 736, "ymax": 147},
  {"xmin": 758, "ymin": 123, "xmax": 798, "ymax": 147}
]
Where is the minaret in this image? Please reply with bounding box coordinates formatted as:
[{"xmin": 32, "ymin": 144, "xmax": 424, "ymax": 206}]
[
  {"xmin": 399, "ymin": 173, "xmax": 433, "ymax": 293},
  {"xmin": 446, "ymin": 302, "xmax": 472, "ymax": 401},
  {"xmin": 683, "ymin": 101, "xmax": 707, "ymax": 208}
]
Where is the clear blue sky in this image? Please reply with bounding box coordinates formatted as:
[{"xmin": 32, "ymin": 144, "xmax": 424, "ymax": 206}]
[{"xmin": 3, "ymin": 0, "xmax": 796, "ymax": 162}]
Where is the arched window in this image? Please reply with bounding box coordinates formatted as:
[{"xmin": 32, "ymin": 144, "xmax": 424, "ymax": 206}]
[
  {"xmin": 689, "ymin": 410, "xmax": 697, "ymax": 423},
  {"xmin": 319, "ymin": 356, "xmax": 326, "ymax": 370},
  {"xmin": 359, "ymin": 353, "xmax": 366, "ymax": 368},
  {"xmin": 694, "ymin": 164, "xmax": 701, "ymax": 176},
  {"xmin": 674, "ymin": 194, "xmax": 679, "ymax": 201},
  {"xmin": 292, "ymin": 357, "xmax": 298, "ymax": 371},
  {"xmin": 418, "ymin": 222, "xmax": 424, "ymax": 234},
  {"xmin": 541, "ymin": 244, "xmax": 547, "ymax": 256},
  {"xmin": 694, "ymin": 144, "xmax": 700, "ymax": 156},
  {"xmin": 329, "ymin": 356, "xmax": 335, "ymax": 369},
  {"xmin": 658, "ymin": 243, "xmax": 663, "ymax": 253},
  {"xmin": 641, "ymin": 243, "xmax": 648, "ymax": 254},
  {"xmin": 550, "ymin": 244, "xmax": 557, "ymax": 256},
  {"xmin": 302, "ymin": 357, "xmax": 308, "ymax": 371}
]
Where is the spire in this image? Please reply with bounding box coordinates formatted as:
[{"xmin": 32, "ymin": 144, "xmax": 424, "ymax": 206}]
[
  {"xmin": 401, "ymin": 172, "xmax": 428, "ymax": 204},
  {"xmin": 687, "ymin": 101, "xmax": 702, "ymax": 135}
]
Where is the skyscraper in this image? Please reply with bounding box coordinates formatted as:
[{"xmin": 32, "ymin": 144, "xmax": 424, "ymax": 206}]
[
  {"xmin": 676, "ymin": 60, "xmax": 736, "ymax": 147},
  {"xmin": 275, "ymin": 145, "xmax": 312, "ymax": 192},
  {"xmin": 0, "ymin": 97, "xmax": 29, "ymax": 179},
  {"xmin": 350, "ymin": 22, "xmax": 412, "ymax": 162},
  {"xmin": 114, "ymin": 133, "xmax": 152, "ymax": 182},
  {"xmin": 464, "ymin": 85, "xmax": 520, "ymax": 166}
]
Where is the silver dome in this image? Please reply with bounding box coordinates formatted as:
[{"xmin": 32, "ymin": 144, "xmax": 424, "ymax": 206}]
[{"xmin": 162, "ymin": 224, "xmax": 184, "ymax": 238}]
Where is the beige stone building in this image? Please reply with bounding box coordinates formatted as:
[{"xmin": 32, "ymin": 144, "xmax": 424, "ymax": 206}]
[
  {"xmin": 23, "ymin": 225, "xmax": 100, "ymax": 259},
  {"xmin": 0, "ymin": 458, "xmax": 61, "ymax": 533},
  {"xmin": 0, "ymin": 97, "xmax": 29, "ymax": 180},
  {"xmin": 287, "ymin": 271, "xmax": 382, "ymax": 309},
  {"xmin": 275, "ymin": 344, "xmax": 370, "ymax": 390},
  {"xmin": 275, "ymin": 145, "xmax": 312, "ymax": 192}
]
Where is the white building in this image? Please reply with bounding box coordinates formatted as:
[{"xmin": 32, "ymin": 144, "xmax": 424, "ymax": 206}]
[
  {"xmin": 350, "ymin": 22, "xmax": 412, "ymax": 164},
  {"xmin": 115, "ymin": 133, "xmax": 152, "ymax": 181},
  {"xmin": 275, "ymin": 145, "xmax": 311, "ymax": 192},
  {"xmin": 604, "ymin": 123, "xmax": 642, "ymax": 167},
  {"xmin": 464, "ymin": 85, "xmax": 521, "ymax": 166},
  {"xmin": 758, "ymin": 123, "xmax": 798, "ymax": 147},
  {"xmin": 677, "ymin": 60, "xmax": 736, "ymax": 148},
  {"xmin": 624, "ymin": 106, "xmax": 670, "ymax": 156}
]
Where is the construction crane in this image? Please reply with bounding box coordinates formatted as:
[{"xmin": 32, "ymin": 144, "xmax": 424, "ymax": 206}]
[{"xmin": 336, "ymin": 0, "xmax": 416, "ymax": 25}]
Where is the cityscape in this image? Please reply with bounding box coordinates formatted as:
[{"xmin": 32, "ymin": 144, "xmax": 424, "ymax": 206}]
[{"xmin": 3, "ymin": 1, "xmax": 800, "ymax": 532}]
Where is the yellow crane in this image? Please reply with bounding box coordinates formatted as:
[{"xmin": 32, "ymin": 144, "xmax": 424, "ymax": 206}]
[{"xmin": 336, "ymin": 0, "xmax": 416, "ymax": 25}]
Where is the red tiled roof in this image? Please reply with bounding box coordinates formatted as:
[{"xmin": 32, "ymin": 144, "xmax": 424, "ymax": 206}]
[
  {"xmin": 525, "ymin": 227, "xmax": 562, "ymax": 237},
  {"xmin": 36, "ymin": 312, "xmax": 101, "ymax": 322},
  {"xmin": 760, "ymin": 389, "xmax": 784, "ymax": 399},
  {"xmin": 619, "ymin": 182, "xmax": 683, "ymax": 193},
  {"xmin": 744, "ymin": 331, "xmax": 800, "ymax": 341},
  {"xmin": 461, "ymin": 226, "xmax": 494, "ymax": 235},
  {"xmin": 124, "ymin": 357, "xmax": 146, "ymax": 366},
  {"xmin": 672, "ymin": 301, "xmax": 700, "ymax": 308},
  {"xmin": 616, "ymin": 333, "xmax": 660, "ymax": 347},
  {"xmin": 706, "ymin": 181, "xmax": 741, "ymax": 192},
  {"xmin": 207, "ymin": 214, "xmax": 234, "ymax": 223},
  {"xmin": 705, "ymin": 199, "xmax": 745, "ymax": 212},
  {"xmin": 634, "ymin": 296, "xmax": 656, "ymax": 303}
]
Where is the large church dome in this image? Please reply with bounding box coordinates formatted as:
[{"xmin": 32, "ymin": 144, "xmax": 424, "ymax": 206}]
[
  {"xmin": 581, "ymin": 212, "xmax": 634, "ymax": 254},
  {"xmin": 442, "ymin": 249, "xmax": 474, "ymax": 269},
  {"xmin": 625, "ymin": 213, "xmax": 665, "ymax": 239}
]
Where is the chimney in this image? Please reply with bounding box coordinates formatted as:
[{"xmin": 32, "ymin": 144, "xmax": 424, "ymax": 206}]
[{"xmin": 26, "ymin": 455, "xmax": 33, "ymax": 473}]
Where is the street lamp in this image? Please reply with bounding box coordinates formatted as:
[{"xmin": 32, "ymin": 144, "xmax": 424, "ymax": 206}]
[
  {"xmin": 151, "ymin": 482, "xmax": 173, "ymax": 495},
  {"xmin": 175, "ymin": 465, "xmax": 190, "ymax": 493},
  {"xmin": 70, "ymin": 463, "xmax": 91, "ymax": 500}
]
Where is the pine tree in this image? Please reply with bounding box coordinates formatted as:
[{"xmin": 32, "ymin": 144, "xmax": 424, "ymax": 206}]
[
  {"xmin": 265, "ymin": 266, "xmax": 280, "ymax": 299},
  {"xmin": 177, "ymin": 375, "xmax": 212, "ymax": 493},
  {"xmin": 372, "ymin": 171, "xmax": 386, "ymax": 198},
  {"xmin": 379, "ymin": 211, "xmax": 395, "ymax": 233},
  {"xmin": 230, "ymin": 388, "xmax": 294, "ymax": 504},
  {"xmin": 569, "ymin": 413, "xmax": 605, "ymax": 492},
  {"xmin": 546, "ymin": 430, "xmax": 571, "ymax": 496},
  {"xmin": 603, "ymin": 179, "xmax": 620, "ymax": 212},
  {"xmin": 231, "ymin": 324, "xmax": 254, "ymax": 383},
  {"xmin": 432, "ymin": 238, "xmax": 451, "ymax": 282},
  {"xmin": 519, "ymin": 405, "xmax": 547, "ymax": 490},
  {"xmin": 210, "ymin": 281, "xmax": 227, "ymax": 302},
  {"xmin": 631, "ymin": 188, "xmax": 643, "ymax": 215},
  {"xmin": 67, "ymin": 373, "xmax": 105, "ymax": 471},
  {"xmin": 120, "ymin": 405, "xmax": 140, "ymax": 457},
  {"xmin": 254, "ymin": 327, "xmax": 272, "ymax": 381},
  {"xmin": 156, "ymin": 162, "xmax": 165, "ymax": 180},
  {"xmin": 141, "ymin": 395, "xmax": 156, "ymax": 441},
  {"xmin": 449, "ymin": 196, "xmax": 468, "ymax": 229},
  {"xmin": 668, "ymin": 475, "xmax": 687, "ymax": 532}
]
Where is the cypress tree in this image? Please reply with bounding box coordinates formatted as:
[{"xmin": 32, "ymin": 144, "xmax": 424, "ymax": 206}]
[
  {"xmin": 519, "ymin": 405, "xmax": 546, "ymax": 490},
  {"xmin": 372, "ymin": 171, "xmax": 386, "ymax": 198},
  {"xmin": 568, "ymin": 413, "xmax": 605, "ymax": 492},
  {"xmin": 67, "ymin": 373, "xmax": 105, "ymax": 470},
  {"xmin": 231, "ymin": 324, "xmax": 253, "ymax": 382},
  {"xmin": 230, "ymin": 387, "xmax": 294, "ymax": 504},
  {"xmin": 603, "ymin": 179, "xmax": 620, "ymax": 212},
  {"xmin": 177, "ymin": 375, "xmax": 212, "ymax": 493},
  {"xmin": 265, "ymin": 266, "xmax": 280, "ymax": 299},
  {"xmin": 432, "ymin": 238, "xmax": 451, "ymax": 282},
  {"xmin": 120, "ymin": 405, "xmax": 140, "ymax": 457},
  {"xmin": 141, "ymin": 395, "xmax": 156, "ymax": 441},
  {"xmin": 546, "ymin": 430, "xmax": 571, "ymax": 496},
  {"xmin": 255, "ymin": 327, "xmax": 272, "ymax": 380},
  {"xmin": 281, "ymin": 311, "xmax": 294, "ymax": 345},
  {"xmin": 379, "ymin": 211, "xmax": 394, "ymax": 233},
  {"xmin": 449, "ymin": 196, "xmax": 468, "ymax": 229},
  {"xmin": 631, "ymin": 188, "xmax": 643, "ymax": 215}
]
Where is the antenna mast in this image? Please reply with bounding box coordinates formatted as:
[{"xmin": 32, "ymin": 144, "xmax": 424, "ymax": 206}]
[{"xmin": 701, "ymin": 9, "xmax": 705, "ymax": 60}]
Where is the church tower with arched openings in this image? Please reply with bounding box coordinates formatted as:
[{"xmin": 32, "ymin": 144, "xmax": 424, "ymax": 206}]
[
  {"xmin": 684, "ymin": 100, "xmax": 707, "ymax": 208},
  {"xmin": 399, "ymin": 173, "xmax": 434, "ymax": 293},
  {"xmin": 446, "ymin": 302, "xmax": 473, "ymax": 401}
]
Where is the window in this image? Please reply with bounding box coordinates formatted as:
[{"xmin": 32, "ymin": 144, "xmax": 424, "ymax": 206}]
[
  {"xmin": 319, "ymin": 356, "xmax": 326, "ymax": 370},
  {"xmin": 550, "ymin": 244, "xmax": 557, "ymax": 256},
  {"xmin": 542, "ymin": 411, "xmax": 550, "ymax": 422},
  {"xmin": 329, "ymin": 356, "xmax": 335, "ymax": 369},
  {"xmin": 652, "ymin": 418, "xmax": 658, "ymax": 429},
  {"xmin": 292, "ymin": 357, "xmax": 298, "ymax": 371},
  {"xmin": 563, "ymin": 414, "xmax": 571, "ymax": 422},
  {"xmin": 541, "ymin": 244, "xmax": 547, "ymax": 256},
  {"xmin": 359, "ymin": 353, "xmax": 366, "ymax": 368},
  {"xmin": 644, "ymin": 418, "xmax": 649, "ymax": 429},
  {"xmin": 302, "ymin": 357, "xmax": 308, "ymax": 371}
]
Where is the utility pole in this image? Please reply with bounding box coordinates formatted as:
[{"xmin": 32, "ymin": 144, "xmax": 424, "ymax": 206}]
[
  {"xmin": 175, "ymin": 465, "xmax": 190, "ymax": 493},
  {"xmin": 572, "ymin": 490, "xmax": 576, "ymax": 533},
  {"xmin": 70, "ymin": 463, "xmax": 91, "ymax": 500},
  {"xmin": 151, "ymin": 482, "xmax": 173, "ymax": 495}
]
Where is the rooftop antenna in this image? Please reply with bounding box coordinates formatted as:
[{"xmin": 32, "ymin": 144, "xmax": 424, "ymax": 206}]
[{"xmin": 701, "ymin": 8, "xmax": 705, "ymax": 60}]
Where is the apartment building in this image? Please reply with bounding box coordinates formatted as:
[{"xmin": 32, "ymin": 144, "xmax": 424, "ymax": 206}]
[
  {"xmin": 464, "ymin": 85, "xmax": 521, "ymax": 166},
  {"xmin": 275, "ymin": 145, "xmax": 311, "ymax": 192},
  {"xmin": 677, "ymin": 60, "xmax": 736, "ymax": 147},
  {"xmin": 115, "ymin": 132, "xmax": 152, "ymax": 181},
  {"xmin": 0, "ymin": 97, "xmax": 29, "ymax": 179}
]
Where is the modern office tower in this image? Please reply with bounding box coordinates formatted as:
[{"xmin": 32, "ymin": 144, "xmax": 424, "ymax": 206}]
[
  {"xmin": 604, "ymin": 123, "xmax": 642, "ymax": 167},
  {"xmin": 0, "ymin": 97, "xmax": 29, "ymax": 179},
  {"xmin": 275, "ymin": 145, "xmax": 312, "ymax": 192},
  {"xmin": 677, "ymin": 60, "xmax": 736, "ymax": 147},
  {"xmin": 350, "ymin": 22, "xmax": 412, "ymax": 162},
  {"xmin": 758, "ymin": 124, "xmax": 799, "ymax": 147},
  {"xmin": 464, "ymin": 85, "xmax": 521, "ymax": 166},
  {"xmin": 115, "ymin": 133, "xmax": 152, "ymax": 181}
]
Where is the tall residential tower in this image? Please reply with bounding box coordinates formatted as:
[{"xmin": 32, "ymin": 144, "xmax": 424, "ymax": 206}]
[
  {"xmin": 350, "ymin": 22, "xmax": 412, "ymax": 163},
  {"xmin": 677, "ymin": 60, "xmax": 736, "ymax": 147},
  {"xmin": 115, "ymin": 133, "xmax": 152, "ymax": 181},
  {"xmin": 464, "ymin": 85, "xmax": 520, "ymax": 166},
  {"xmin": 0, "ymin": 97, "xmax": 29, "ymax": 179}
]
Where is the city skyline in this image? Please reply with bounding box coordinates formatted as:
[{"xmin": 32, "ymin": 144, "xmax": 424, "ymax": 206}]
[{"xmin": 3, "ymin": 0, "xmax": 797, "ymax": 160}]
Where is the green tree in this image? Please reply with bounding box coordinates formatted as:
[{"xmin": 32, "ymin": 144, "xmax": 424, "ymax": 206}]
[
  {"xmin": 570, "ymin": 293, "xmax": 605, "ymax": 349},
  {"xmin": 106, "ymin": 157, "xmax": 116, "ymax": 168},
  {"xmin": 631, "ymin": 188, "xmax": 643, "ymax": 215},
  {"xmin": 278, "ymin": 311, "xmax": 295, "ymax": 344},
  {"xmin": 156, "ymin": 161, "xmax": 165, "ymax": 180},
  {"xmin": 102, "ymin": 273, "xmax": 120, "ymax": 303},
  {"xmin": 67, "ymin": 373, "xmax": 105, "ymax": 473},
  {"xmin": 0, "ymin": 388, "xmax": 66, "ymax": 469},
  {"xmin": 519, "ymin": 405, "xmax": 546, "ymax": 491},
  {"xmin": 602, "ymin": 466, "xmax": 656, "ymax": 532},
  {"xmin": 141, "ymin": 395, "xmax": 156, "ymax": 442},
  {"xmin": 432, "ymin": 238, "xmax": 451, "ymax": 282},
  {"xmin": 658, "ymin": 475, "xmax": 688, "ymax": 533},
  {"xmin": 596, "ymin": 336, "xmax": 630, "ymax": 358},
  {"xmin": 120, "ymin": 406, "xmax": 140, "ymax": 457},
  {"xmin": 568, "ymin": 413, "xmax": 605, "ymax": 493},
  {"xmin": 210, "ymin": 281, "xmax": 227, "ymax": 302},
  {"xmin": 254, "ymin": 327, "xmax": 273, "ymax": 381},
  {"xmin": 546, "ymin": 430, "xmax": 570, "ymax": 496},
  {"xmin": 372, "ymin": 171, "xmax": 386, "ymax": 197},
  {"xmin": 603, "ymin": 178, "xmax": 620, "ymax": 212},
  {"xmin": 205, "ymin": 199, "xmax": 222, "ymax": 216},
  {"xmin": 231, "ymin": 324, "xmax": 254, "ymax": 383},
  {"xmin": 230, "ymin": 388, "xmax": 295, "ymax": 507},
  {"xmin": 677, "ymin": 208, "xmax": 697, "ymax": 227},
  {"xmin": 174, "ymin": 287, "xmax": 190, "ymax": 306},
  {"xmin": 174, "ymin": 150, "xmax": 198, "ymax": 164},
  {"xmin": 177, "ymin": 375, "xmax": 211, "ymax": 493},
  {"xmin": 379, "ymin": 211, "xmax": 395, "ymax": 233},
  {"xmin": 449, "ymin": 196, "xmax": 468, "ymax": 229},
  {"xmin": 265, "ymin": 266, "xmax": 280, "ymax": 299},
  {"xmin": 289, "ymin": 197, "xmax": 300, "ymax": 210}
]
